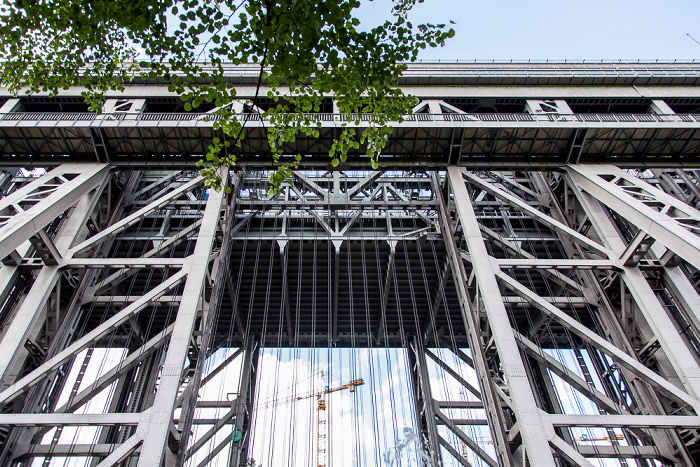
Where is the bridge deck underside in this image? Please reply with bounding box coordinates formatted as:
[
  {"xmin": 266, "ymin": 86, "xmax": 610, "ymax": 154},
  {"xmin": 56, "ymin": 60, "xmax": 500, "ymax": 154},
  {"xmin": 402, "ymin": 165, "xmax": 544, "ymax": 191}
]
[
  {"xmin": 79, "ymin": 213, "xmax": 592, "ymax": 350},
  {"xmin": 1, "ymin": 124, "xmax": 700, "ymax": 169}
]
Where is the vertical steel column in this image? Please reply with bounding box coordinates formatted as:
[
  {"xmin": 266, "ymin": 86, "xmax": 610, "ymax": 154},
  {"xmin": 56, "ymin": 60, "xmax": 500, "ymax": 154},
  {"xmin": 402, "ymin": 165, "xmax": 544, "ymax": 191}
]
[
  {"xmin": 137, "ymin": 173, "xmax": 228, "ymax": 466},
  {"xmin": 407, "ymin": 336, "xmax": 443, "ymax": 466},
  {"xmin": 176, "ymin": 173, "xmax": 240, "ymax": 466},
  {"xmin": 562, "ymin": 174, "xmax": 697, "ymax": 463},
  {"xmin": 0, "ymin": 170, "xmax": 111, "ymax": 465},
  {"xmin": 228, "ymin": 338, "xmax": 260, "ymax": 467},
  {"xmin": 445, "ymin": 167, "xmax": 557, "ymax": 466},
  {"xmin": 432, "ymin": 172, "xmax": 515, "ymax": 467}
]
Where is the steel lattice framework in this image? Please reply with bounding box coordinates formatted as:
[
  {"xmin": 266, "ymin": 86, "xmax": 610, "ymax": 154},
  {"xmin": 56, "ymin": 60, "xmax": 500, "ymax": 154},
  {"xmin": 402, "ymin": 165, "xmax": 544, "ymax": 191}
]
[{"xmin": 1, "ymin": 63, "xmax": 700, "ymax": 466}]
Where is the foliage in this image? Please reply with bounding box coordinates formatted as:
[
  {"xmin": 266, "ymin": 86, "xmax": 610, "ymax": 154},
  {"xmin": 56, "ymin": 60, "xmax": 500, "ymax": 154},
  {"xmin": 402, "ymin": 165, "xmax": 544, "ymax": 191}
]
[{"xmin": 0, "ymin": 0, "xmax": 454, "ymax": 193}]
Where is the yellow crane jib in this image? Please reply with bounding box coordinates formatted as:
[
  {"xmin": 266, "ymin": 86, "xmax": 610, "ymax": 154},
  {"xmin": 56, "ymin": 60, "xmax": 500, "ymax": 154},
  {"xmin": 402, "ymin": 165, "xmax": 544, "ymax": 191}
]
[{"xmin": 322, "ymin": 379, "xmax": 365, "ymax": 395}]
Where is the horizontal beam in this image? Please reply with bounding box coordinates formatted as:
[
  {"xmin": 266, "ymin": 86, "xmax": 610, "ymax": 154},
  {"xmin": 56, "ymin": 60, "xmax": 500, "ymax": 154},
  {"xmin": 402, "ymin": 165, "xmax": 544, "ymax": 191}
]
[
  {"xmin": 5, "ymin": 61, "xmax": 700, "ymax": 89},
  {"xmin": 0, "ymin": 413, "xmax": 142, "ymax": 426},
  {"xmin": 547, "ymin": 413, "xmax": 700, "ymax": 428},
  {"xmin": 85, "ymin": 295, "xmax": 182, "ymax": 304},
  {"xmin": 85, "ymin": 218, "xmax": 203, "ymax": 296},
  {"xmin": 18, "ymin": 444, "xmax": 134, "ymax": 457},
  {"xmin": 504, "ymin": 296, "xmax": 593, "ymax": 306},
  {"xmin": 495, "ymin": 258, "xmax": 618, "ymax": 269},
  {"xmin": 436, "ymin": 401, "xmax": 487, "ymax": 409},
  {"xmin": 62, "ymin": 258, "xmax": 187, "ymax": 268},
  {"xmin": 173, "ymin": 418, "xmax": 236, "ymax": 425},
  {"xmin": 228, "ymin": 233, "xmax": 431, "ymax": 242},
  {"xmin": 237, "ymin": 200, "xmax": 435, "ymax": 209},
  {"xmin": 436, "ymin": 418, "xmax": 489, "ymax": 425},
  {"xmin": 575, "ymin": 445, "xmax": 671, "ymax": 459},
  {"xmin": 2, "ymin": 116, "xmax": 700, "ymax": 169}
]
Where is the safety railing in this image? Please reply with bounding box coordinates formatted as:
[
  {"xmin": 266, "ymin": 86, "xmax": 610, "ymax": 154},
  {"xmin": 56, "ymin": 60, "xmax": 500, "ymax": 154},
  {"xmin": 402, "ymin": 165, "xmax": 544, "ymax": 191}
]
[
  {"xmin": 2, "ymin": 111, "xmax": 700, "ymax": 124},
  {"xmin": 1, "ymin": 112, "xmax": 100, "ymax": 121}
]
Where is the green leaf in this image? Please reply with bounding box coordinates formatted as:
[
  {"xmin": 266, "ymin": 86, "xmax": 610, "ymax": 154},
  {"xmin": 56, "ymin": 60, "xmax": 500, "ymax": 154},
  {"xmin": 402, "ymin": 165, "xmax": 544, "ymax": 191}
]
[{"xmin": 2, "ymin": 0, "xmax": 454, "ymax": 189}]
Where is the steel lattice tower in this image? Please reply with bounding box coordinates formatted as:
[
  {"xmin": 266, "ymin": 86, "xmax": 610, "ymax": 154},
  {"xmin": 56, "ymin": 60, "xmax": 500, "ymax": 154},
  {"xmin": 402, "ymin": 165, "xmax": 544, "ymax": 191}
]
[{"xmin": 1, "ymin": 63, "xmax": 700, "ymax": 466}]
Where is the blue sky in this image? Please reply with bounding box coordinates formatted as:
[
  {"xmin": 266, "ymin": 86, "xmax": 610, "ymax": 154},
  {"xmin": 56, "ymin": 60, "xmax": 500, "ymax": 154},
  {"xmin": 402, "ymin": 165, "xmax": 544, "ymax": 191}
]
[{"xmin": 356, "ymin": 0, "xmax": 700, "ymax": 61}]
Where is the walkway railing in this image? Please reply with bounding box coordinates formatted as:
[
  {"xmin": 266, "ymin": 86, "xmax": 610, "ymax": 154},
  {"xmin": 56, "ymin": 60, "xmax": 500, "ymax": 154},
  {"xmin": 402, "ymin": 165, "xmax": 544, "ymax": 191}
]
[{"xmin": 3, "ymin": 111, "xmax": 700, "ymax": 124}]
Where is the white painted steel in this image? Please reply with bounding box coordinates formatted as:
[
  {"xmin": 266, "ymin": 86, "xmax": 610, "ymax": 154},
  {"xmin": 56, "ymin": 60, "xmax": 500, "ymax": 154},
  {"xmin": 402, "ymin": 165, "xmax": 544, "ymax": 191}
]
[
  {"xmin": 0, "ymin": 168, "xmax": 110, "ymax": 387},
  {"xmin": 0, "ymin": 271, "xmax": 187, "ymax": 406},
  {"xmin": 567, "ymin": 181, "xmax": 700, "ymax": 405},
  {"xmin": 568, "ymin": 164, "xmax": 700, "ymax": 270},
  {"xmin": 0, "ymin": 164, "xmax": 109, "ymax": 261},
  {"xmin": 137, "ymin": 171, "xmax": 227, "ymax": 466},
  {"xmin": 447, "ymin": 167, "xmax": 557, "ymax": 467}
]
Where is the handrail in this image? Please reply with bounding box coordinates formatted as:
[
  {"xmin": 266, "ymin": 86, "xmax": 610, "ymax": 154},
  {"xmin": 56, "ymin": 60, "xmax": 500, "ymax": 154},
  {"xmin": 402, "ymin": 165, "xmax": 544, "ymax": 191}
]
[{"xmin": 2, "ymin": 112, "xmax": 700, "ymax": 124}]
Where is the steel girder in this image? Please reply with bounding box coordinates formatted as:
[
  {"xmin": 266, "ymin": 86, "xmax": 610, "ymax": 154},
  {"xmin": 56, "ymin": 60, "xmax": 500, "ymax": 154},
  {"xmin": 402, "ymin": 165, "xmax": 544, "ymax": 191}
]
[
  {"xmin": 437, "ymin": 166, "xmax": 700, "ymax": 466},
  {"xmin": 2, "ymin": 115, "xmax": 700, "ymax": 169},
  {"xmin": 0, "ymin": 166, "xmax": 229, "ymax": 466},
  {"xmin": 1, "ymin": 165, "xmax": 700, "ymax": 466},
  {"xmin": 445, "ymin": 168, "xmax": 562, "ymax": 467}
]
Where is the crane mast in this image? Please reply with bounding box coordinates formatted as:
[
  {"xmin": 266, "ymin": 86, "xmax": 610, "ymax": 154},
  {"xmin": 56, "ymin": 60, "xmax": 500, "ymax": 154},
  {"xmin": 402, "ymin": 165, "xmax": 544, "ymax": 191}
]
[
  {"xmin": 317, "ymin": 371, "xmax": 327, "ymax": 467},
  {"xmin": 315, "ymin": 372, "xmax": 364, "ymax": 467}
]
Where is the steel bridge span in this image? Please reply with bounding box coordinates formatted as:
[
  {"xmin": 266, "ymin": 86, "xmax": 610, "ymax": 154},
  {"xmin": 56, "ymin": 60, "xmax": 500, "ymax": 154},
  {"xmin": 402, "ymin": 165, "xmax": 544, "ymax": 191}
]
[{"xmin": 1, "ymin": 63, "xmax": 700, "ymax": 466}]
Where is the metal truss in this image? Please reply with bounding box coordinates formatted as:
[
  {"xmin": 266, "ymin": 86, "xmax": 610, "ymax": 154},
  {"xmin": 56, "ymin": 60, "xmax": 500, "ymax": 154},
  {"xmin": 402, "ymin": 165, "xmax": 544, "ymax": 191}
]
[
  {"xmin": 2, "ymin": 108, "xmax": 699, "ymax": 169},
  {"xmin": 3, "ymin": 63, "xmax": 700, "ymax": 169},
  {"xmin": 423, "ymin": 166, "xmax": 700, "ymax": 466},
  {"xmin": 0, "ymin": 167, "xmax": 230, "ymax": 466},
  {"xmin": 0, "ymin": 163, "xmax": 700, "ymax": 466}
]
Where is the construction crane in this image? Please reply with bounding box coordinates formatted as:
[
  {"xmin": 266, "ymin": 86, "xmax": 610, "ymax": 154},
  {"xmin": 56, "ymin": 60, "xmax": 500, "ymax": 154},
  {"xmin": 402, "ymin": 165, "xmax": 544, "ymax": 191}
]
[
  {"xmin": 315, "ymin": 371, "xmax": 365, "ymax": 467},
  {"xmin": 254, "ymin": 372, "xmax": 364, "ymax": 467}
]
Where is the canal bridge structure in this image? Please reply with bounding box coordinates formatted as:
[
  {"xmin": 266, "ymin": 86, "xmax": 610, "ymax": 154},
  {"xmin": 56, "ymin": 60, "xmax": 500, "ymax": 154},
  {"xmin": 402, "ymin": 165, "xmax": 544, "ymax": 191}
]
[{"xmin": 0, "ymin": 63, "xmax": 700, "ymax": 466}]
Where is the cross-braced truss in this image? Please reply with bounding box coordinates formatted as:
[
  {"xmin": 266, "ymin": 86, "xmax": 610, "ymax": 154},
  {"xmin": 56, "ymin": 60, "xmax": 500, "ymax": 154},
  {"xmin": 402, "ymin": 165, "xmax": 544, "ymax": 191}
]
[{"xmin": 0, "ymin": 164, "xmax": 698, "ymax": 467}]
